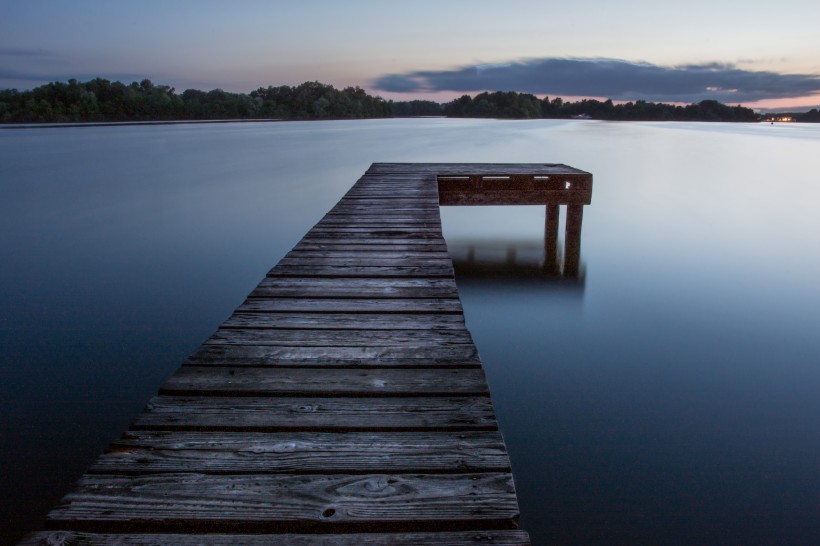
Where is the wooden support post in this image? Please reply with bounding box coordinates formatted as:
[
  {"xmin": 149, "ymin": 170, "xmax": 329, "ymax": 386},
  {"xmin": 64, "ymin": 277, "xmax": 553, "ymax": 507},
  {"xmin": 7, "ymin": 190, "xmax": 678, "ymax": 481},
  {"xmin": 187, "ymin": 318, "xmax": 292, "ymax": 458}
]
[
  {"xmin": 544, "ymin": 203, "xmax": 560, "ymax": 274},
  {"xmin": 564, "ymin": 204, "xmax": 584, "ymax": 278}
]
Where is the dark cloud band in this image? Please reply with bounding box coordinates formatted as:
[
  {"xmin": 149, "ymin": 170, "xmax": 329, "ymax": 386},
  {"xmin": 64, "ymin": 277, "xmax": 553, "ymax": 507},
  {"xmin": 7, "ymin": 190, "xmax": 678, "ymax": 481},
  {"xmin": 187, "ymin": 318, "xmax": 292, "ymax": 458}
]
[{"xmin": 373, "ymin": 58, "xmax": 820, "ymax": 103}]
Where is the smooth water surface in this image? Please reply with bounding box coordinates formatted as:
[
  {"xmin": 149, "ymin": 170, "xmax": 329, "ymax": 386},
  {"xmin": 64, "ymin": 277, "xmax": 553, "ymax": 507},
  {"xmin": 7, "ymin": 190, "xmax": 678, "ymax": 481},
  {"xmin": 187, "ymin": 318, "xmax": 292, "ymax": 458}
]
[{"xmin": 1, "ymin": 119, "xmax": 818, "ymax": 544}]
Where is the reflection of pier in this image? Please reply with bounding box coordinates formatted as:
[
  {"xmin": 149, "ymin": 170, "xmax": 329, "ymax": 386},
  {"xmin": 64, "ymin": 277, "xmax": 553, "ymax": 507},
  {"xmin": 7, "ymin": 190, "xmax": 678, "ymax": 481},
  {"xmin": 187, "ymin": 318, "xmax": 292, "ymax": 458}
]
[
  {"xmin": 439, "ymin": 170, "xmax": 592, "ymax": 278},
  {"xmin": 448, "ymin": 239, "xmax": 586, "ymax": 289}
]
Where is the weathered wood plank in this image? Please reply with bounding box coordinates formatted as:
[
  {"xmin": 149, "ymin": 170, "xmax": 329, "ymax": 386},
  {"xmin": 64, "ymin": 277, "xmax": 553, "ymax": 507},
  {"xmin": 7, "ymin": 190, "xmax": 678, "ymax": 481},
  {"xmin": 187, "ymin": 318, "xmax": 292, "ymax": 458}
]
[
  {"xmin": 306, "ymin": 226, "xmax": 442, "ymax": 234},
  {"xmin": 161, "ymin": 367, "xmax": 487, "ymax": 397},
  {"xmin": 90, "ymin": 430, "xmax": 509, "ymax": 474},
  {"xmin": 297, "ymin": 237, "xmax": 449, "ymax": 246},
  {"xmin": 322, "ymin": 211, "xmax": 442, "ymax": 218},
  {"xmin": 313, "ymin": 223, "xmax": 443, "ymax": 230},
  {"xmin": 337, "ymin": 198, "xmax": 438, "ymax": 204},
  {"xmin": 222, "ymin": 312, "xmax": 465, "ymax": 330},
  {"xmin": 337, "ymin": 196, "xmax": 440, "ymax": 202},
  {"xmin": 205, "ymin": 328, "xmax": 474, "ymax": 347},
  {"xmin": 267, "ymin": 265, "xmax": 454, "ymax": 278},
  {"xmin": 250, "ymin": 277, "xmax": 459, "ymax": 298},
  {"xmin": 46, "ymin": 472, "xmax": 520, "ymax": 533},
  {"xmin": 327, "ymin": 209, "xmax": 437, "ymax": 215},
  {"xmin": 236, "ymin": 297, "xmax": 463, "ymax": 314},
  {"xmin": 318, "ymin": 218, "xmax": 442, "ymax": 225},
  {"xmin": 293, "ymin": 243, "xmax": 449, "ymax": 252},
  {"xmin": 186, "ymin": 344, "xmax": 481, "ymax": 367},
  {"xmin": 367, "ymin": 161, "xmax": 587, "ymax": 176},
  {"xmin": 284, "ymin": 251, "xmax": 452, "ymax": 259},
  {"xmin": 22, "ymin": 530, "xmax": 531, "ymax": 545},
  {"xmin": 132, "ymin": 396, "xmax": 497, "ymax": 432},
  {"xmin": 304, "ymin": 230, "xmax": 442, "ymax": 239},
  {"xmin": 277, "ymin": 257, "xmax": 451, "ymax": 266}
]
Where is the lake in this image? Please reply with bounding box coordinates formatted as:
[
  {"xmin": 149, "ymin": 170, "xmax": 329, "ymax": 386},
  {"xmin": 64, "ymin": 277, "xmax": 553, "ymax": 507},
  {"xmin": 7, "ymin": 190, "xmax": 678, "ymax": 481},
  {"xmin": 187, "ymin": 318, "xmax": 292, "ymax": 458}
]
[{"xmin": 1, "ymin": 119, "xmax": 819, "ymax": 544}]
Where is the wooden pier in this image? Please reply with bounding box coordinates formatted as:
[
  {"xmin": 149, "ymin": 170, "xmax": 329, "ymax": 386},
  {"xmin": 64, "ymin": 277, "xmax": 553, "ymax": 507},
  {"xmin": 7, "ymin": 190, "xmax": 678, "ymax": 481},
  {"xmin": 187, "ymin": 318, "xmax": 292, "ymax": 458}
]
[{"xmin": 23, "ymin": 163, "xmax": 591, "ymax": 545}]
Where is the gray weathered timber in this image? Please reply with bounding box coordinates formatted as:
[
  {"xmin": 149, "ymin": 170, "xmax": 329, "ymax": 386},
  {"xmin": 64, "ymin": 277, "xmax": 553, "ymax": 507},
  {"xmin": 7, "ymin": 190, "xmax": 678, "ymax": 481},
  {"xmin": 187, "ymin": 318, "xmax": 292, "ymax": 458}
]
[
  {"xmin": 277, "ymin": 257, "xmax": 452, "ymax": 266},
  {"xmin": 250, "ymin": 277, "xmax": 460, "ymax": 298},
  {"xmin": 185, "ymin": 343, "xmax": 482, "ymax": 366},
  {"xmin": 296, "ymin": 237, "xmax": 449, "ymax": 246},
  {"xmin": 292, "ymin": 243, "xmax": 450, "ymax": 252},
  {"xmin": 34, "ymin": 164, "xmax": 592, "ymax": 545},
  {"xmin": 161, "ymin": 367, "xmax": 488, "ymax": 396},
  {"xmin": 46, "ymin": 473, "xmax": 520, "ymax": 533},
  {"xmin": 20, "ymin": 530, "xmax": 533, "ymax": 545},
  {"xmin": 236, "ymin": 297, "xmax": 464, "ymax": 314},
  {"xmin": 221, "ymin": 312, "xmax": 466, "ymax": 330},
  {"xmin": 90, "ymin": 430, "xmax": 510, "ymax": 474},
  {"xmin": 285, "ymin": 251, "xmax": 453, "ymax": 258},
  {"xmin": 132, "ymin": 395, "xmax": 497, "ymax": 431},
  {"xmin": 267, "ymin": 265, "xmax": 455, "ymax": 278},
  {"xmin": 204, "ymin": 328, "xmax": 474, "ymax": 346}
]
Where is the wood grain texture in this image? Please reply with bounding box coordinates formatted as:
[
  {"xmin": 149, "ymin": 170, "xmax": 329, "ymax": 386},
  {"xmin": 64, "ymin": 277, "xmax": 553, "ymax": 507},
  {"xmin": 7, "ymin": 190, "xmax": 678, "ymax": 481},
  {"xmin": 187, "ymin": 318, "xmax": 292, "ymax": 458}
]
[
  {"xmin": 267, "ymin": 265, "xmax": 454, "ymax": 278},
  {"xmin": 222, "ymin": 312, "xmax": 466, "ymax": 330},
  {"xmin": 293, "ymin": 243, "xmax": 449, "ymax": 252},
  {"xmin": 267, "ymin": 267, "xmax": 454, "ymax": 279},
  {"xmin": 302, "ymin": 231, "xmax": 442, "ymax": 240},
  {"xmin": 132, "ymin": 395, "xmax": 497, "ymax": 432},
  {"xmin": 186, "ymin": 344, "xmax": 481, "ymax": 366},
  {"xmin": 21, "ymin": 530, "xmax": 531, "ymax": 545},
  {"xmin": 279, "ymin": 248, "xmax": 450, "ymax": 265},
  {"xmin": 316, "ymin": 218, "xmax": 442, "ymax": 225},
  {"xmin": 91, "ymin": 430, "xmax": 510, "ymax": 474},
  {"xmin": 277, "ymin": 257, "xmax": 451, "ymax": 266},
  {"xmin": 283, "ymin": 250, "xmax": 452, "ymax": 258},
  {"xmin": 250, "ymin": 277, "xmax": 459, "ymax": 298},
  {"xmin": 297, "ymin": 237, "xmax": 449, "ymax": 246},
  {"xmin": 205, "ymin": 328, "xmax": 474, "ymax": 346},
  {"xmin": 161, "ymin": 366, "xmax": 487, "ymax": 396},
  {"xmin": 46, "ymin": 472, "xmax": 520, "ymax": 533},
  {"xmin": 236, "ymin": 297, "xmax": 463, "ymax": 314}
]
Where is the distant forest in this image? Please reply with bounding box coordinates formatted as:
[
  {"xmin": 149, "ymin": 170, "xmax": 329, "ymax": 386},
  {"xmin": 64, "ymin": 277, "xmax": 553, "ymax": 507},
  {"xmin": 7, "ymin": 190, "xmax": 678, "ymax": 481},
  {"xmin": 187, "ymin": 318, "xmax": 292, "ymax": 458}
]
[
  {"xmin": 0, "ymin": 79, "xmax": 392, "ymax": 123},
  {"xmin": 2, "ymin": 78, "xmax": 817, "ymax": 123},
  {"xmin": 438, "ymin": 92, "xmax": 820, "ymax": 123}
]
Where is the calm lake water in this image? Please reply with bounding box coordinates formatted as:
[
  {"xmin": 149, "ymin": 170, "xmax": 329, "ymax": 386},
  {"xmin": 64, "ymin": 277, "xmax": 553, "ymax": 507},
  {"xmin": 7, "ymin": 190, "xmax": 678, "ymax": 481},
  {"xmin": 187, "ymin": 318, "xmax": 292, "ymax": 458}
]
[{"xmin": 1, "ymin": 119, "xmax": 819, "ymax": 544}]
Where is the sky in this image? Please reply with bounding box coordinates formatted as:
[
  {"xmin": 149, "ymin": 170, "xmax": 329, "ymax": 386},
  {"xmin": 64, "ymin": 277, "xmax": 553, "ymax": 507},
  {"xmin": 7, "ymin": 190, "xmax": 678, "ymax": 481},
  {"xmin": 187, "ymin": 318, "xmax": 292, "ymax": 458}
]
[{"xmin": 2, "ymin": 0, "xmax": 820, "ymax": 110}]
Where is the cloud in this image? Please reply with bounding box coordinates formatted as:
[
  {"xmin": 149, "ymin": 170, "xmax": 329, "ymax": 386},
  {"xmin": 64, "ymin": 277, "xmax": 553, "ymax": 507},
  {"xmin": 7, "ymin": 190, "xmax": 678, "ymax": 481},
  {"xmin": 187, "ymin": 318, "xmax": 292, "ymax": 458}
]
[{"xmin": 372, "ymin": 58, "xmax": 820, "ymax": 103}]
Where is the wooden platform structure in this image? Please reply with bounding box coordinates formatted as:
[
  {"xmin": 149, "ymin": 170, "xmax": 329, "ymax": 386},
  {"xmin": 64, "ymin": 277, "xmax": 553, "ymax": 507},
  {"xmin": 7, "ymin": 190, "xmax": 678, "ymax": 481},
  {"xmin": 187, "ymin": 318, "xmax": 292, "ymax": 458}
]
[{"xmin": 23, "ymin": 163, "xmax": 591, "ymax": 545}]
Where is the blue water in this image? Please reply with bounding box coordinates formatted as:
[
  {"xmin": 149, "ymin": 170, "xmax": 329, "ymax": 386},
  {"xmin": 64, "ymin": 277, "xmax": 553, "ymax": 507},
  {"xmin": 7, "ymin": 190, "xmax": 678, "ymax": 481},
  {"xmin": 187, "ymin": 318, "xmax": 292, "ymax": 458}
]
[{"xmin": 1, "ymin": 119, "xmax": 818, "ymax": 544}]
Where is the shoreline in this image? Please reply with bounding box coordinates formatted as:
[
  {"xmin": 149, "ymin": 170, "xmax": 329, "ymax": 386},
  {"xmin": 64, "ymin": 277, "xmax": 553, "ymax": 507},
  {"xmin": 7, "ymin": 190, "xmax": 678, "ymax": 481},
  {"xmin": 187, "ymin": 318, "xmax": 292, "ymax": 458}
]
[
  {"xmin": 1, "ymin": 117, "xmax": 798, "ymax": 130},
  {"xmin": 0, "ymin": 118, "xmax": 285, "ymax": 130}
]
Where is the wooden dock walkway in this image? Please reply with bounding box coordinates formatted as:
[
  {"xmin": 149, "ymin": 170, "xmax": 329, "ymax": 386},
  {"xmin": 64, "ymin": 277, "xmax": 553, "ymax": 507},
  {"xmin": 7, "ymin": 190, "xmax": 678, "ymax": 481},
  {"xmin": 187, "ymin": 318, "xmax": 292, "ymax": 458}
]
[{"xmin": 23, "ymin": 163, "xmax": 591, "ymax": 545}]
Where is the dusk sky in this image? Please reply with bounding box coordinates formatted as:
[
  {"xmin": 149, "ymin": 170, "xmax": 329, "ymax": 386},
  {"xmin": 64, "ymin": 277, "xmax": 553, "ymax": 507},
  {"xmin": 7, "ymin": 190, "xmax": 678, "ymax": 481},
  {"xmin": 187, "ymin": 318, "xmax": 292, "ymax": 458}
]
[{"xmin": 2, "ymin": 0, "xmax": 820, "ymax": 110}]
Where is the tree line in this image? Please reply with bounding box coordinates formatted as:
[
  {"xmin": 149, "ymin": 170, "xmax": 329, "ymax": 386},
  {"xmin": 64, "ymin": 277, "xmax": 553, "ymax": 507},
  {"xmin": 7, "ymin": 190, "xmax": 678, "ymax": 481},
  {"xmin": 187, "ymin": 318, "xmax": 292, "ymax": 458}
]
[
  {"xmin": 436, "ymin": 91, "xmax": 760, "ymax": 122},
  {"xmin": 0, "ymin": 79, "xmax": 391, "ymax": 123},
  {"xmin": 2, "ymin": 78, "xmax": 814, "ymax": 123}
]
